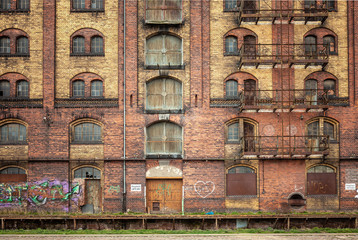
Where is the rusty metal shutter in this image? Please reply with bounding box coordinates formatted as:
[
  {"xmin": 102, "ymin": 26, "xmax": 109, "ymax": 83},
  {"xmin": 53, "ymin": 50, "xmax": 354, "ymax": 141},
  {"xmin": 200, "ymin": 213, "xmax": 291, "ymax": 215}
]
[
  {"xmin": 226, "ymin": 173, "xmax": 256, "ymax": 196},
  {"xmin": 0, "ymin": 174, "xmax": 27, "ymax": 182},
  {"xmin": 307, "ymin": 173, "xmax": 336, "ymax": 195}
]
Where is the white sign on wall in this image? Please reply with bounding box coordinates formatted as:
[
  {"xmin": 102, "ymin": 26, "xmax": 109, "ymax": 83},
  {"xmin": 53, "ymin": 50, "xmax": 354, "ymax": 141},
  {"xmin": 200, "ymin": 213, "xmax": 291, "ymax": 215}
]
[
  {"xmin": 345, "ymin": 183, "xmax": 356, "ymax": 191},
  {"xmin": 131, "ymin": 184, "xmax": 142, "ymax": 192}
]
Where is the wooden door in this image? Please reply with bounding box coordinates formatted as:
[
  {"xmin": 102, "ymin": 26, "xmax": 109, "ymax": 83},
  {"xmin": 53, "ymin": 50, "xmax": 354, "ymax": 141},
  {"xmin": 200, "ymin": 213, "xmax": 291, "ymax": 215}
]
[
  {"xmin": 305, "ymin": 79, "xmax": 317, "ymax": 105},
  {"xmin": 244, "ymin": 122, "xmax": 255, "ymax": 152},
  {"xmin": 82, "ymin": 179, "xmax": 101, "ymax": 214},
  {"xmin": 146, "ymin": 179, "xmax": 182, "ymax": 213},
  {"xmin": 244, "ymin": 79, "xmax": 256, "ymax": 105},
  {"xmin": 243, "ymin": 35, "xmax": 256, "ymax": 59}
]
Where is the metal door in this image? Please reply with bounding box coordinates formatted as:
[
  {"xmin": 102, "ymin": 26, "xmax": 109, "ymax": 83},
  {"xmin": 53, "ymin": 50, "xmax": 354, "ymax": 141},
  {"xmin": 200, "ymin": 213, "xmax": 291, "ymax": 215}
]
[
  {"xmin": 243, "ymin": 35, "xmax": 256, "ymax": 59},
  {"xmin": 82, "ymin": 179, "xmax": 101, "ymax": 214},
  {"xmin": 244, "ymin": 122, "xmax": 255, "ymax": 152},
  {"xmin": 244, "ymin": 79, "xmax": 256, "ymax": 105},
  {"xmin": 146, "ymin": 179, "xmax": 182, "ymax": 213}
]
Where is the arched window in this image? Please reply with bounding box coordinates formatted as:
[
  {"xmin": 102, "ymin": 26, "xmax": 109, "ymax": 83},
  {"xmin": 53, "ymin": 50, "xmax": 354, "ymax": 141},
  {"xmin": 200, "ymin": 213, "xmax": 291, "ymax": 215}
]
[
  {"xmin": 74, "ymin": 167, "xmax": 101, "ymax": 179},
  {"xmin": 323, "ymin": 35, "xmax": 335, "ymax": 54},
  {"xmin": 0, "ymin": 80, "xmax": 10, "ymax": 97},
  {"xmin": 91, "ymin": 36, "xmax": 103, "ymax": 54},
  {"xmin": 307, "ymin": 165, "xmax": 336, "ymax": 195},
  {"xmin": 17, "ymin": 0, "xmax": 29, "ymax": 10},
  {"xmin": 0, "ymin": 123, "xmax": 27, "ymax": 143},
  {"xmin": 324, "ymin": 0, "xmax": 335, "ymax": 10},
  {"xmin": 305, "ymin": 35, "xmax": 317, "ymax": 55},
  {"xmin": 146, "ymin": 0, "xmax": 182, "ymax": 23},
  {"xmin": 72, "ymin": 80, "xmax": 85, "ymax": 97},
  {"xmin": 146, "ymin": 34, "xmax": 182, "ymax": 67},
  {"xmin": 227, "ymin": 119, "xmax": 256, "ymax": 152},
  {"xmin": 227, "ymin": 166, "xmax": 256, "ymax": 196},
  {"xmin": 0, "ymin": 37, "xmax": 10, "ymax": 54},
  {"xmin": 73, "ymin": 0, "xmax": 85, "ymax": 9},
  {"xmin": 225, "ymin": 0, "xmax": 238, "ymax": 10},
  {"xmin": 73, "ymin": 122, "xmax": 102, "ymax": 143},
  {"xmin": 91, "ymin": 0, "xmax": 103, "ymax": 9},
  {"xmin": 91, "ymin": 80, "xmax": 103, "ymax": 97},
  {"xmin": 307, "ymin": 117, "xmax": 338, "ymax": 144},
  {"xmin": 16, "ymin": 80, "xmax": 28, "ymax": 98},
  {"xmin": 146, "ymin": 78, "xmax": 182, "ymax": 111},
  {"xmin": 226, "ymin": 80, "xmax": 238, "ymax": 98},
  {"xmin": 0, "ymin": 0, "xmax": 10, "ymax": 10},
  {"xmin": 323, "ymin": 79, "xmax": 336, "ymax": 96},
  {"xmin": 16, "ymin": 37, "xmax": 28, "ymax": 54},
  {"xmin": 73, "ymin": 36, "xmax": 85, "ymax": 54},
  {"xmin": 146, "ymin": 122, "xmax": 182, "ymax": 156},
  {"xmin": 0, "ymin": 167, "xmax": 26, "ymax": 174},
  {"xmin": 225, "ymin": 36, "xmax": 238, "ymax": 54}
]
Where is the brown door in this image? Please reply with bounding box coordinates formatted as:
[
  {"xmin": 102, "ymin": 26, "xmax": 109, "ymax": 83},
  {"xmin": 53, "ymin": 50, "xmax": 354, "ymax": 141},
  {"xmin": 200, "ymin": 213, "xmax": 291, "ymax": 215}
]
[
  {"xmin": 243, "ymin": 35, "xmax": 256, "ymax": 59},
  {"xmin": 244, "ymin": 122, "xmax": 255, "ymax": 152},
  {"xmin": 82, "ymin": 179, "xmax": 101, "ymax": 214},
  {"xmin": 243, "ymin": 0, "xmax": 257, "ymax": 22},
  {"xmin": 146, "ymin": 179, "xmax": 182, "ymax": 213},
  {"xmin": 244, "ymin": 79, "xmax": 256, "ymax": 105}
]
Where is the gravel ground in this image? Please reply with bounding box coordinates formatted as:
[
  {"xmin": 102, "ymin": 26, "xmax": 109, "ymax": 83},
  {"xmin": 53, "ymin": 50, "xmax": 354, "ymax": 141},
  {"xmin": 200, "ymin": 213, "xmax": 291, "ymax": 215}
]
[{"xmin": 0, "ymin": 234, "xmax": 358, "ymax": 240}]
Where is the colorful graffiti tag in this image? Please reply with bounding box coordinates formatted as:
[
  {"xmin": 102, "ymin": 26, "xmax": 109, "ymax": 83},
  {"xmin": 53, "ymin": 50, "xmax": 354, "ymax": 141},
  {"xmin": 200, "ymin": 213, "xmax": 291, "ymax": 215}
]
[{"xmin": 0, "ymin": 180, "xmax": 81, "ymax": 206}]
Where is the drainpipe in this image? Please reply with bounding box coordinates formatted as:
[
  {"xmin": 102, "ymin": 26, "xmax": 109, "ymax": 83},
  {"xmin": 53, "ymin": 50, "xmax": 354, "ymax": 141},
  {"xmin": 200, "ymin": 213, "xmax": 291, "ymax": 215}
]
[{"xmin": 122, "ymin": 0, "xmax": 127, "ymax": 213}]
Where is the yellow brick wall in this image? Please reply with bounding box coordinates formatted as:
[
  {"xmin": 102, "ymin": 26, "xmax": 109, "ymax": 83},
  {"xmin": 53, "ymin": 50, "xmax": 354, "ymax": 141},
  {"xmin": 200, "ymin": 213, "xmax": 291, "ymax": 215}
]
[
  {"xmin": 0, "ymin": 0, "xmax": 44, "ymax": 98},
  {"xmin": 0, "ymin": 146, "xmax": 28, "ymax": 160},
  {"xmin": 55, "ymin": 0, "xmax": 119, "ymax": 98},
  {"xmin": 294, "ymin": 1, "xmax": 348, "ymax": 96},
  {"xmin": 210, "ymin": 0, "xmax": 273, "ymax": 98},
  {"xmin": 70, "ymin": 144, "xmax": 104, "ymax": 160},
  {"xmin": 137, "ymin": 0, "xmax": 190, "ymax": 107}
]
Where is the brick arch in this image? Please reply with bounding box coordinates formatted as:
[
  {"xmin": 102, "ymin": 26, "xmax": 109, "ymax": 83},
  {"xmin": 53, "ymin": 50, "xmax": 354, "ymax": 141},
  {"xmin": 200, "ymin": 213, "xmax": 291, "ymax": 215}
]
[
  {"xmin": 70, "ymin": 28, "xmax": 105, "ymax": 55},
  {"xmin": 0, "ymin": 28, "xmax": 29, "ymax": 55},
  {"xmin": 0, "ymin": 73, "xmax": 29, "ymax": 97},
  {"xmin": 146, "ymin": 120, "xmax": 182, "ymax": 128},
  {"xmin": 304, "ymin": 27, "xmax": 338, "ymax": 53},
  {"xmin": 224, "ymin": 71, "xmax": 258, "ymax": 92},
  {"xmin": 304, "ymin": 71, "xmax": 338, "ymax": 95},
  {"xmin": 70, "ymin": 72, "xmax": 104, "ymax": 97},
  {"xmin": 146, "ymin": 31, "xmax": 182, "ymax": 40},
  {"xmin": 224, "ymin": 27, "xmax": 257, "ymax": 53}
]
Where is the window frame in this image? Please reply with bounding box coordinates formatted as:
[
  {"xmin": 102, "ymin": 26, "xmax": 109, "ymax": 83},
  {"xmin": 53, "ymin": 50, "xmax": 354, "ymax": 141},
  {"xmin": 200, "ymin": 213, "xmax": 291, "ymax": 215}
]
[
  {"xmin": 72, "ymin": 36, "xmax": 85, "ymax": 55},
  {"xmin": 145, "ymin": 121, "xmax": 183, "ymax": 158},
  {"xmin": 306, "ymin": 117, "xmax": 338, "ymax": 143},
  {"xmin": 225, "ymin": 36, "xmax": 238, "ymax": 55},
  {"xmin": 145, "ymin": 77, "xmax": 183, "ymax": 113},
  {"xmin": 90, "ymin": 80, "xmax": 103, "ymax": 97},
  {"xmin": 71, "ymin": 120, "xmax": 103, "ymax": 144},
  {"xmin": 0, "ymin": 80, "xmax": 10, "ymax": 98},
  {"xmin": 72, "ymin": 80, "xmax": 85, "ymax": 98},
  {"xmin": 226, "ymin": 165, "xmax": 257, "ymax": 196},
  {"xmin": 16, "ymin": 36, "xmax": 29, "ymax": 54},
  {"xmin": 145, "ymin": 33, "xmax": 183, "ymax": 69},
  {"xmin": 226, "ymin": 118, "xmax": 257, "ymax": 144},
  {"xmin": 0, "ymin": 121, "xmax": 27, "ymax": 145},
  {"xmin": 16, "ymin": 80, "xmax": 29, "ymax": 98},
  {"xmin": 0, "ymin": 37, "xmax": 10, "ymax": 54},
  {"xmin": 224, "ymin": 0, "xmax": 239, "ymax": 11},
  {"xmin": 145, "ymin": 0, "xmax": 183, "ymax": 24},
  {"xmin": 74, "ymin": 166, "xmax": 101, "ymax": 179},
  {"xmin": 307, "ymin": 164, "xmax": 337, "ymax": 195},
  {"xmin": 90, "ymin": 36, "xmax": 104, "ymax": 55},
  {"xmin": 71, "ymin": 0, "xmax": 104, "ymax": 12},
  {"xmin": 323, "ymin": 35, "xmax": 336, "ymax": 55}
]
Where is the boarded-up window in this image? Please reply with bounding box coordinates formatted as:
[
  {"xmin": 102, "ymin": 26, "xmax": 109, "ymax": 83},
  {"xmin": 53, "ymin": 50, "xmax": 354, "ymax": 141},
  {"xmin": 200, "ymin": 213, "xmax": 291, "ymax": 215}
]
[
  {"xmin": 74, "ymin": 167, "xmax": 101, "ymax": 179},
  {"xmin": 74, "ymin": 123, "xmax": 101, "ymax": 142},
  {"xmin": 0, "ymin": 167, "xmax": 27, "ymax": 182},
  {"xmin": 0, "ymin": 123, "xmax": 26, "ymax": 143},
  {"xmin": 146, "ymin": 0, "xmax": 182, "ymax": 23},
  {"xmin": 146, "ymin": 34, "xmax": 182, "ymax": 67},
  {"xmin": 146, "ymin": 78, "xmax": 182, "ymax": 110},
  {"xmin": 307, "ymin": 165, "xmax": 336, "ymax": 195},
  {"xmin": 227, "ymin": 166, "xmax": 256, "ymax": 196},
  {"xmin": 146, "ymin": 122, "xmax": 182, "ymax": 155}
]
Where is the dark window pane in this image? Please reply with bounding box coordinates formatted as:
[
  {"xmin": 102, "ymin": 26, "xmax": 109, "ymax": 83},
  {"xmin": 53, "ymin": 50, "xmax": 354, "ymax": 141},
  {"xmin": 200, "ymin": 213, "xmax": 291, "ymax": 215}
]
[
  {"xmin": 73, "ymin": 80, "xmax": 85, "ymax": 97},
  {"xmin": 0, "ymin": 37, "xmax": 10, "ymax": 54},
  {"xmin": 323, "ymin": 121, "xmax": 335, "ymax": 140},
  {"xmin": 74, "ymin": 167, "xmax": 101, "ymax": 179},
  {"xmin": 226, "ymin": 80, "xmax": 238, "ymax": 98},
  {"xmin": 17, "ymin": 0, "xmax": 29, "ymax": 10},
  {"xmin": 225, "ymin": 36, "xmax": 238, "ymax": 54},
  {"xmin": 324, "ymin": 79, "xmax": 336, "ymax": 96},
  {"xmin": 73, "ymin": 37, "xmax": 85, "ymax": 53},
  {"xmin": 91, "ymin": 0, "xmax": 103, "ymax": 9},
  {"xmin": 91, "ymin": 37, "xmax": 103, "ymax": 53},
  {"xmin": 323, "ymin": 35, "xmax": 335, "ymax": 54},
  {"xmin": 225, "ymin": 0, "xmax": 238, "ymax": 10},
  {"xmin": 228, "ymin": 166, "xmax": 255, "ymax": 174},
  {"xmin": 17, "ymin": 80, "xmax": 29, "ymax": 97},
  {"xmin": 73, "ymin": 0, "xmax": 85, "ymax": 9},
  {"xmin": 91, "ymin": 80, "xmax": 103, "ymax": 97},
  {"xmin": 0, "ymin": 81, "xmax": 10, "ymax": 97},
  {"xmin": 0, "ymin": 123, "xmax": 27, "ymax": 143},
  {"xmin": 305, "ymin": 79, "xmax": 318, "ymax": 105},
  {"xmin": 74, "ymin": 123, "xmax": 102, "ymax": 142},
  {"xmin": 0, "ymin": 0, "xmax": 10, "ymax": 10},
  {"xmin": 305, "ymin": 35, "xmax": 317, "ymax": 54}
]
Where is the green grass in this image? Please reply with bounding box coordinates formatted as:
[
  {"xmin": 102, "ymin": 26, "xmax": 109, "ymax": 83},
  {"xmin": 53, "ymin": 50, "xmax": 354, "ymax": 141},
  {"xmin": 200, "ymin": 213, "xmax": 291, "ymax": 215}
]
[{"xmin": 1, "ymin": 227, "xmax": 358, "ymax": 235}]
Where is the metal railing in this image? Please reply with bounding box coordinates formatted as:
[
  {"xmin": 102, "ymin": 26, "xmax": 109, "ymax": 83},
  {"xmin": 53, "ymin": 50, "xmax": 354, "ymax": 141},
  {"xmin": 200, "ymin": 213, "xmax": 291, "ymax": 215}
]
[{"xmin": 238, "ymin": 135, "xmax": 329, "ymax": 157}]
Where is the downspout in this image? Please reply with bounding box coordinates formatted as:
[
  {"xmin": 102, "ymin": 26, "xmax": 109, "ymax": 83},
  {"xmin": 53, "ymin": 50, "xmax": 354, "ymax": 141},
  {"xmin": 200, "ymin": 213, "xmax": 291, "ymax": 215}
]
[{"xmin": 122, "ymin": 0, "xmax": 127, "ymax": 213}]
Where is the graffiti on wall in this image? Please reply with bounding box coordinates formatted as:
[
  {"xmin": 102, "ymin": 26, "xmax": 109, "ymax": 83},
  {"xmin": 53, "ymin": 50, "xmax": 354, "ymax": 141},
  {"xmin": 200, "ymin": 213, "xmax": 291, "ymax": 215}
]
[
  {"xmin": 194, "ymin": 181, "xmax": 215, "ymax": 198},
  {"xmin": 0, "ymin": 180, "xmax": 82, "ymax": 206},
  {"xmin": 108, "ymin": 185, "xmax": 120, "ymax": 194}
]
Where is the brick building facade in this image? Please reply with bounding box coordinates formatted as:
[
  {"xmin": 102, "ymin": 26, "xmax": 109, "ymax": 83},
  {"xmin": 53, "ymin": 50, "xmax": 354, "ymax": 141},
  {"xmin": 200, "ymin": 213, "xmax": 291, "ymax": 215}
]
[{"xmin": 0, "ymin": 0, "xmax": 357, "ymax": 214}]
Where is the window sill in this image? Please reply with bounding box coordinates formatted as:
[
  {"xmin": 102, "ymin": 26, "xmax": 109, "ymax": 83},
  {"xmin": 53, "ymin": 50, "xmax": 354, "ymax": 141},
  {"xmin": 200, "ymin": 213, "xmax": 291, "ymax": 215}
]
[
  {"xmin": 0, "ymin": 142, "xmax": 27, "ymax": 145},
  {"xmin": 70, "ymin": 96, "xmax": 105, "ymax": 99},
  {"xmin": 223, "ymin": 9, "xmax": 239, "ymax": 12},
  {"xmin": 145, "ymin": 20, "xmax": 183, "ymax": 25},
  {"xmin": 145, "ymin": 109, "xmax": 184, "ymax": 114},
  {"xmin": 71, "ymin": 142, "xmax": 103, "ymax": 145},
  {"xmin": 145, "ymin": 65, "xmax": 185, "ymax": 70},
  {"xmin": 70, "ymin": 53, "xmax": 105, "ymax": 57},
  {"xmin": 70, "ymin": 9, "xmax": 104, "ymax": 13},
  {"xmin": 0, "ymin": 53, "xmax": 30, "ymax": 57},
  {"xmin": 146, "ymin": 154, "xmax": 183, "ymax": 159},
  {"xmin": 0, "ymin": 9, "xmax": 30, "ymax": 13},
  {"xmin": 226, "ymin": 195, "xmax": 257, "ymax": 198},
  {"xmin": 224, "ymin": 52, "xmax": 240, "ymax": 56}
]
